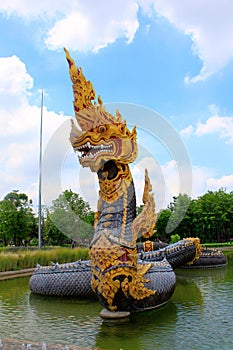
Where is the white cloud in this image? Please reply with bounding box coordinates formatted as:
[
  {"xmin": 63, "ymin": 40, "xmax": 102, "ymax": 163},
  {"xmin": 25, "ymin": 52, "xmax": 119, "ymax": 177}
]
[
  {"xmin": 195, "ymin": 115, "xmax": 233, "ymax": 143},
  {"xmin": 180, "ymin": 113, "xmax": 233, "ymax": 144},
  {"xmin": 132, "ymin": 158, "xmax": 192, "ymax": 210},
  {"xmin": 137, "ymin": 158, "xmax": 233, "ymax": 207},
  {"xmin": 0, "ymin": 0, "xmax": 70, "ymax": 19},
  {"xmin": 45, "ymin": 1, "xmax": 139, "ymax": 52},
  {"xmin": 0, "ymin": 0, "xmax": 139, "ymax": 53},
  {"xmin": 180, "ymin": 125, "xmax": 194, "ymax": 137},
  {"xmin": 150, "ymin": 0, "xmax": 233, "ymax": 82},
  {"xmin": 208, "ymin": 103, "xmax": 219, "ymax": 115},
  {"xmin": 191, "ymin": 166, "xmax": 215, "ymax": 199},
  {"xmin": 2, "ymin": 0, "xmax": 233, "ymax": 79},
  {"xmin": 191, "ymin": 167, "xmax": 233, "ymax": 198},
  {"xmin": 207, "ymin": 174, "xmax": 233, "ymax": 192},
  {"xmin": 45, "ymin": 12, "xmax": 91, "ymax": 51},
  {"xmin": 0, "ymin": 55, "xmax": 33, "ymax": 111},
  {"xmin": 60, "ymin": 155, "xmax": 99, "ymax": 210},
  {"xmin": 0, "ymin": 55, "xmax": 70, "ymax": 206},
  {"xmin": 177, "ymin": 165, "xmax": 232, "ymax": 200},
  {"xmin": 131, "ymin": 156, "xmax": 166, "ymax": 210}
]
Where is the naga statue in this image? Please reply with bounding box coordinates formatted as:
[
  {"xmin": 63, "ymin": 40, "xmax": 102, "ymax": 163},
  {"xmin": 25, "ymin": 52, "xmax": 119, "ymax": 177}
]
[
  {"xmin": 30, "ymin": 50, "xmax": 226, "ymax": 316},
  {"xmin": 65, "ymin": 48, "xmax": 177, "ymax": 313}
]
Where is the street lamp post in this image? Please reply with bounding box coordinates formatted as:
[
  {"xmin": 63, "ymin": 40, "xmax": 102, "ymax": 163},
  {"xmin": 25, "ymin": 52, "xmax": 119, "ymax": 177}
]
[{"xmin": 38, "ymin": 89, "xmax": 44, "ymax": 249}]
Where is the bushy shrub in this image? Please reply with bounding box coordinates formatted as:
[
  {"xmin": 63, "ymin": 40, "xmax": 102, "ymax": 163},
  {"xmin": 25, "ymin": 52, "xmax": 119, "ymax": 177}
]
[{"xmin": 170, "ymin": 234, "xmax": 181, "ymax": 244}]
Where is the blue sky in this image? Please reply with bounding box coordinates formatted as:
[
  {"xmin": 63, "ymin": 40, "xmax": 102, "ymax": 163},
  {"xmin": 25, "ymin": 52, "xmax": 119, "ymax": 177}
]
[{"xmin": 0, "ymin": 0, "xmax": 233, "ymax": 211}]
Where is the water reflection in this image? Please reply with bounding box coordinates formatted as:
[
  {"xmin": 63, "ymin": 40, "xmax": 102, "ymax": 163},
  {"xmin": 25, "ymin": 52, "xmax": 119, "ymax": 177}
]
[
  {"xmin": 28, "ymin": 294, "xmax": 102, "ymax": 347},
  {"xmin": 96, "ymin": 303, "xmax": 178, "ymax": 350},
  {"xmin": 172, "ymin": 274, "xmax": 203, "ymax": 306},
  {"xmin": 0, "ymin": 252, "xmax": 233, "ymax": 350}
]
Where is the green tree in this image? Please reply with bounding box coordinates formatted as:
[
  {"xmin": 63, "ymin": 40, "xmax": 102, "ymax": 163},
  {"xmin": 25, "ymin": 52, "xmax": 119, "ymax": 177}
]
[
  {"xmin": 166, "ymin": 194, "xmax": 191, "ymax": 236},
  {"xmin": 0, "ymin": 190, "xmax": 37, "ymax": 246},
  {"xmin": 170, "ymin": 233, "xmax": 181, "ymax": 244},
  {"xmin": 0, "ymin": 200, "xmax": 17, "ymax": 245},
  {"xmin": 160, "ymin": 189, "xmax": 233, "ymax": 244},
  {"xmin": 155, "ymin": 209, "xmax": 172, "ymax": 242},
  {"xmin": 193, "ymin": 189, "xmax": 233, "ymax": 243},
  {"xmin": 44, "ymin": 190, "xmax": 94, "ymax": 246}
]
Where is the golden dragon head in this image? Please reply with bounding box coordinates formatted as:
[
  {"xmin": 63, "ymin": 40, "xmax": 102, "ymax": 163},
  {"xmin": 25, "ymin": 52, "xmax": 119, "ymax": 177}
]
[{"xmin": 65, "ymin": 48, "xmax": 138, "ymax": 172}]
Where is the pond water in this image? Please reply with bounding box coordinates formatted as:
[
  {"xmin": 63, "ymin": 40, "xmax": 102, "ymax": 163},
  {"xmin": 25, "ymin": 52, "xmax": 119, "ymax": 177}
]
[{"xmin": 0, "ymin": 252, "xmax": 233, "ymax": 350}]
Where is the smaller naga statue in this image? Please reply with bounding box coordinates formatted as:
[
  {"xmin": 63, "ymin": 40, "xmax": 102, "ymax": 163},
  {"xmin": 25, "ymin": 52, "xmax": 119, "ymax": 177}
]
[{"xmin": 64, "ymin": 48, "xmax": 176, "ymax": 314}]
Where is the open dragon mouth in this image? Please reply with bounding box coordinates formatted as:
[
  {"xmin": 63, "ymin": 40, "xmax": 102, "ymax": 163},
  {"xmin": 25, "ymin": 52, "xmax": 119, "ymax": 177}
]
[{"xmin": 75, "ymin": 141, "xmax": 113, "ymax": 160}]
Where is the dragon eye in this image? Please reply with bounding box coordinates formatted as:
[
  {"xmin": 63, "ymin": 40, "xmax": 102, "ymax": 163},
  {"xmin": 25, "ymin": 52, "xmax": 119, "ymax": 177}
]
[
  {"xmin": 98, "ymin": 125, "xmax": 106, "ymax": 133},
  {"xmin": 119, "ymin": 125, "xmax": 125, "ymax": 132}
]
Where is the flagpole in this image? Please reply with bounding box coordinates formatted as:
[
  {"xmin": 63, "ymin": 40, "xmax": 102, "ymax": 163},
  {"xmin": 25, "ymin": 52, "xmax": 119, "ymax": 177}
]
[{"xmin": 38, "ymin": 89, "xmax": 44, "ymax": 249}]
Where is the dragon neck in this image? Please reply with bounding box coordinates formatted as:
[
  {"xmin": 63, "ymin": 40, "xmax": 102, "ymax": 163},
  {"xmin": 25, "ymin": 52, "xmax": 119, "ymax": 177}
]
[
  {"xmin": 97, "ymin": 160, "xmax": 133, "ymax": 202},
  {"xmin": 92, "ymin": 160, "xmax": 137, "ymax": 247}
]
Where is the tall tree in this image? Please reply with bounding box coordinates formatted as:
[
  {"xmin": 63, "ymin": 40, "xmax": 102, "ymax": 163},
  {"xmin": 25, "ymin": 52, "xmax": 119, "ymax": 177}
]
[
  {"xmin": 44, "ymin": 189, "xmax": 94, "ymax": 246},
  {"xmin": 0, "ymin": 200, "xmax": 17, "ymax": 246},
  {"xmin": 0, "ymin": 190, "xmax": 37, "ymax": 246},
  {"xmin": 195, "ymin": 189, "xmax": 233, "ymax": 242},
  {"xmin": 155, "ymin": 209, "xmax": 172, "ymax": 242},
  {"xmin": 166, "ymin": 194, "xmax": 191, "ymax": 237}
]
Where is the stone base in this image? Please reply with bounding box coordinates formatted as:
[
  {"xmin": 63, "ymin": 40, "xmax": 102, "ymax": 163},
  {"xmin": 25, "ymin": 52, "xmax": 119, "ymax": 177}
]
[{"xmin": 100, "ymin": 308, "xmax": 131, "ymax": 319}]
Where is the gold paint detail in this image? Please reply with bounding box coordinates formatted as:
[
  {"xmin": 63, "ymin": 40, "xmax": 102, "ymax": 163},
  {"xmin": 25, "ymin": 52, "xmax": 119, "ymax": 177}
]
[
  {"xmin": 89, "ymin": 234, "xmax": 155, "ymax": 311},
  {"xmin": 64, "ymin": 48, "xmax": 95, "ymax": 112},
  {"xmin": 65, "ymin": 48, "xmax": 137, "ymax": 136},
  {"xmin": 185, "ymin": 237, "xmax": 202, "ymax": 265},
  {"xmin": 143, "ymin": 241, "xmax": 155, "ymax": 252},
  {"xmin": 132, "ymin": 169, "xmax": 157, "ymax": 243},
  {"xmin": 104, "ymin": 214, "xmax": 113, "ymax": 220},
  {"xmin": 94, "ymin": 197, "xmax": 102, "ymax": 228},
  {"xmin": 94, "ymin": 212, "xmax": 99, "ymax": 228},
  {"xmin": 120, "ymin": 181, "xmax": 128, "ymax": 238},
  {"xmin": 143, "ymin": 169, "xmax": 152, "ymax": 203},
  {"xmin": 71, "ymin": 121, "xmax": 138, "ymax": 172},
  {"xmin": 65, "ymin": 49, "xmax": 138, "ymax": 173},
  {"xmin": 99, "ymin": 163, "xmax": 132, "ymax": 203}
]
